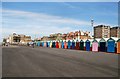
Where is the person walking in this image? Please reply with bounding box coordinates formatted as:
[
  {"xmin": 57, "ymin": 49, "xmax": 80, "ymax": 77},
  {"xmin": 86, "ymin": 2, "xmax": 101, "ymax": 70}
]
[{"xmin": 31, "ymin": 41, "xmax": 34, "ymax": 48}]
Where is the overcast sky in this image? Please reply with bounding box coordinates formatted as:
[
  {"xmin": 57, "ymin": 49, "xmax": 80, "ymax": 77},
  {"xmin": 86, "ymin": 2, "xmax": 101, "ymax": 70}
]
[{"xmin": 1, "ymin": 1, "xmax": 119, "ymax": 41}]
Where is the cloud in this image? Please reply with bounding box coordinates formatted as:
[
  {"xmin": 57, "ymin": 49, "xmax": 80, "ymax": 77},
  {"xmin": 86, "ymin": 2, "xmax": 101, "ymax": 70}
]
[
  {"xmin": 3, "ymin": 9, "xmax": 90, "ymax": 25},
  {"xmin": 2, "ymin": 9, "xmax": 116, "ymax": 40},
  {"xmin": 2, "ymin": 9, "xmax": 92, "ymax": 39},
  {"xmin": 62, "ymin": 2, "xmax": 77, "ymax": 8}
]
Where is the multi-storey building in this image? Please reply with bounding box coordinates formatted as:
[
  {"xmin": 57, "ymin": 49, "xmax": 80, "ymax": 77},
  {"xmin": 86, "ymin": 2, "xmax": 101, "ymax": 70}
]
[
  {"xmin": 94, "ymin": 25, "xmax": 110, "ymax": 38},
  {"xmin": 7, "ymin": 33, "xmax": 32, "ymax": 44},
  {"xmin": 110, "ymin": 27, "xmax": 120, "ymax": 38}
]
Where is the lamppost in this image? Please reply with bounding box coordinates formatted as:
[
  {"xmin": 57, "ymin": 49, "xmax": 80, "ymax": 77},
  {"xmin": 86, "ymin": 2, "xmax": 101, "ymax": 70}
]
[{"xmin": 91, "ymin": 18, "xmax": 94, "ymax": 38}]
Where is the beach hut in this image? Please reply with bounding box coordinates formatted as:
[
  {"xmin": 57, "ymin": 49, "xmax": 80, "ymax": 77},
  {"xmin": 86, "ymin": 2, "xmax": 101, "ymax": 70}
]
[
  {"xmin": 56, "ymin": 41, "xmax": 59, "ymax": 48},
  {"xmin": 68, "ymin": 40, "xmax": 71, "ymax": 49},
  {"xmin": 47, "ymin": 41, "xmax": 50, "ymax": 47},
  {"xmin": 76, "ymin": 40, "xmax": 79, "ymax": 50},
  {"xmin": 107, "ymin": 38, "xmax": 115, "ymax": 53},
  {"xmin": 85, "ymin": 39, "xmax": 90, "ymax": 51},
  {"xmin": 64, "ymin": 41, "xmax": 67, "ymax": 49},
  {"xmin": 59, "ymin": 41, "xmax": 61, "ymax": 48},
  {"xmin": 92, "ymin": 39, "xmax": 98, "ymax": 52},
  {"xmin": 40, "ymin": 42, "xmax": 42, "ymax": 46},
  {"xmin": 80, "ymin": 40, "xmax": 84, "ymax": 50},
  {"xmin": 99, "ymin": 38, "xmax": 106, "ymax": 52},
  {"xmin": 52, "ymin": 41, "xmax": 54, "ymax": 48},
  {"xmin": 48, "ymin": 41, "xmax": 50, "ymax": 47},
  {"xmin": 50, "ymin": 41, "xmax": 52, "ymax": 48},
  {"xmin": 46, "ymin": 42, "xmax": 48, "ymax": 47},
  {"xmin": 117, "ymin": 39, "xmax": 120, "ymax": 54},
  {"xmin": 61, "ymin": 40, "xmax": 64, "ymax": 48},
  {"xmin": 42, "ymin": 42, "xmax": 44, "ymax": 47},
  {"xmin": 38, "ymin": 41, "xmax": 40, "ymax": 46},
  {"xmin": 51, "ymin": 41, "xmax": 53, "ymax": 47},
  {"xmin": 72, "ymin": 40, "xmax": 75, "ymax": 49},
  {"xmin": 44, "ymin": 42, "xmax": 46, "ymax": 47},
  {"xmin": 52, "ymin": 42, "xmax": 54, "ymax": 47}
]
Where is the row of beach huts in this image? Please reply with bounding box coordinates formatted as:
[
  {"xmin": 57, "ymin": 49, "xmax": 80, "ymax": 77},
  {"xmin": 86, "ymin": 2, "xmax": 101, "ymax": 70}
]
[{"xmin": 35, "ymin": 37, "xmax": 120, "ymax": 54}]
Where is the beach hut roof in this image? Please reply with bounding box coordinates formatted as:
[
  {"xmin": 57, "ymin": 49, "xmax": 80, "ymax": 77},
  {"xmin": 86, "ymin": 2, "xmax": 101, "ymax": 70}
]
[
  {"xmin": 82, "ymin": 39, "xmax": 86, "ymax": 42},
  {"xmin": 80, "ymin": 40, "xmax": 84, "ymax": 42},
  {"xmin": 95, "ymin": 38, "xmax": 101, "ymax": 42},
  {"xmin": 103, "ymin": 38, "xmax": 109, "ymax": 41},
  {"xmin": 117, "ymin": 39, "xmax": 120, "ymax": 42},
  {"xmin": 68, "ymin": 40, "xmax": 71, "ymax": 42},
  {"xmin": 99, "ymin": 38, "xmax": 106, "ymax": 42},
  {"xmin": 107, "ymin": 38, "xmax": 115, "ymax": 42},
  {"xmin": 85, "ymin": 39, "xmax": 90, "ymax": 42},
  {"xmin": 76, "ymin": 40, "xmax": 79, "ymax": 42},
  {"xmin": 92, "ymin": 39, "xmax": 98, "ymax": 42},
  {"xmin": 111, "ymin": 37, "xmax": 119, "ymax": 41}
]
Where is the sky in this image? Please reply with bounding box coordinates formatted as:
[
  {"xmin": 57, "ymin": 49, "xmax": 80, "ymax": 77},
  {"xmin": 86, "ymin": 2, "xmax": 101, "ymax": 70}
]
[
  {"xmin": 2, "ymin": 0, "xmax": 120, "ymax": 2},
  {"xmin": 1, "ymin": 2, "xmax": 118, "ymax": 41}
]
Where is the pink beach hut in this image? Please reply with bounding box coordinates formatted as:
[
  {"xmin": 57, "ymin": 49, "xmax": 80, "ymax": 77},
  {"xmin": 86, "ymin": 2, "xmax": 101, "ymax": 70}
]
[
  {"xmin": 92, "ymin": 39, "xmax": 98, "ymax": 52},
  {"xmin": 44, "ymin": 42, "xmax": 46, "ymax": 47}
]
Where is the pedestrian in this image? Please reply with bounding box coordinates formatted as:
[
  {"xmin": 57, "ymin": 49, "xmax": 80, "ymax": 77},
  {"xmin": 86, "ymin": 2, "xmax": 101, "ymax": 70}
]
[
  {"xmin": 27, "ymin": 42, "xmax": 29, "ymax": 46},
  {"xmin": 32, "ymin": 41, "xmax": 34, "ymax": 48}
]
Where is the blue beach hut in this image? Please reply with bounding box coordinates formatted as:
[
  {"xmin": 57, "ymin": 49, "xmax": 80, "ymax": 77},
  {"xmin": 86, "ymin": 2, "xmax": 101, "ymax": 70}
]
[
  {"xmin": 68, "ymin": 40, "xmax": 71, "ymax": 49},
  {"xmin": 72, "ymin": 40, "xmax": 75, "ymax": 49},
  {"xmin": 42, "ymin": 42, "xmax": 44, "ymax": 47},
  {"xmin": 107, "ymin": 38, "xmax": 115, "ymax": 53},
  {"xmin": 37, "ymin": 41, "xmax": 40, "ymax": 46},
  {"xmin": 85, "ymin": 39, "xmax": 90, "ymax": 51},
  {"xmin": 61, "ymin": 40, "xmax": 64, "ymax": 48}
]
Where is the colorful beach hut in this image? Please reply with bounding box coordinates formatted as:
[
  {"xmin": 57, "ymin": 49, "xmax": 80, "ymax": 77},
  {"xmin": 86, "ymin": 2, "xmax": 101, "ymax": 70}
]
[
  {"xmin": 61, "ymin": 40, "xmax": 64, "ymax": 48},
  {"xmin": 92, "ymin": 39, "xmax": 98, "ymax": 52},
  {"xmin": 85, "ymin": 39, "xmax": 90, "ymax": 51},
  {"xmin": 40, "ymin": 42, "xmax": 42, "ymax": 46},
  {"xmin": 47, "ymin": 41, "xmax": 50, "ymax": 47},
  {"xmin": 36, "ymin": 41, "xmax": 40, "ymax": 46},
  {"xmin": 64, "ymin": 41, "xmax": 67, "ymax": 49},
  {"xmin": 44, "ymin": 42, "xmax": 46, "ymax": 47},
  {"xmin": 107, "ymin": 38, "xmax": 115, "ymax": 53},
  {"xmin": 72, "ymin": 40, "xmax": 75, "ymax": 49},
  {"xmin": 99, "ymin": 38, "xmax": 106, "ymax": 52},
  {"xmin": 56, "ymin": 41, "xmax": 59, "ymax": 48},
  {"xmin": 52, "ymin": 41, "xmax": 55, "ymax": 48},
  {"xmin": 80, "ymin": 40, "xmax": 84, "ymax": 50},
  {"xmin": 59, "ymin": 41, "xmax": 61, "ymax": 48},
  {"xmin": 42, "ymin": 42, "xmax": 44, "ymax": 47},
  {"xmin": 68, "ymin": 40, "xmax": 71, "ymax": 49},
  {"xmin": 76, "ymin": 40, "xmax": 79, "ymax": 50},
  {"xmin": 50, "ymin": 41, "xmax": 52, "ymax": 48},
  {"xmin": 38, "ymin": 41, "xmax": 41, "ymax": 46},
  {"xmin": 46, "ymin": 42, "xmax": 49, "ymax": 47}
]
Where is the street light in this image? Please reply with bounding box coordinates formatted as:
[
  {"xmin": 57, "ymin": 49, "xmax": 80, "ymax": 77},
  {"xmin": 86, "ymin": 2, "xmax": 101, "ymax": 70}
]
[{"xmin": 91, "ymin": 18, "xmax": 94, "ymax": 38}]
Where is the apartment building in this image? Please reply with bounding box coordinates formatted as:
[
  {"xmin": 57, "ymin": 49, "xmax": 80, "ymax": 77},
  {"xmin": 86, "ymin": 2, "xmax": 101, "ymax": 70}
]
[
  {"xmin": 7, "ymin": 33, "xmax": 32, "ymax": 44},
  {"xmin": 110, "ymin": 27, "xmax": 120, "ymax": 38},
  {"xmin": 94, "ymin": 25, "xmax": 110, "ymax": 38}
]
